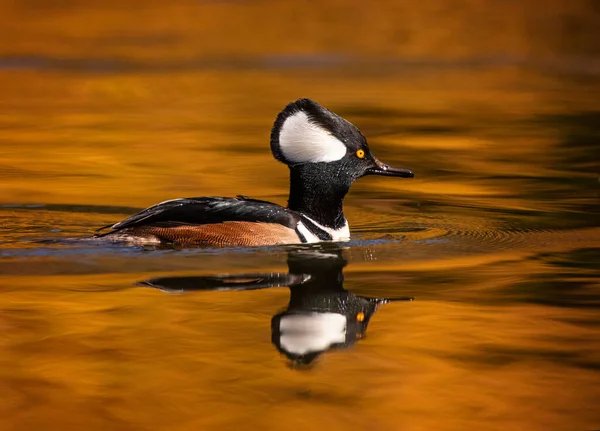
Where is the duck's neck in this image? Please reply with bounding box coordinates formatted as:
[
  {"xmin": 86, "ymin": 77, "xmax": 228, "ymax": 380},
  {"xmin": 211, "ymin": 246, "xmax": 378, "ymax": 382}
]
[{"xmin": 286, "ymin": 165, "xmax": 349, "ymax": 229}]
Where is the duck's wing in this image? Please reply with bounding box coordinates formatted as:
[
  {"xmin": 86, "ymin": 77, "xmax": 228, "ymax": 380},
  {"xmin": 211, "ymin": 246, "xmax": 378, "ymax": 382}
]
[{"xmin": 96, "ymin": 196, "xmax": 300, "ymax": 233}]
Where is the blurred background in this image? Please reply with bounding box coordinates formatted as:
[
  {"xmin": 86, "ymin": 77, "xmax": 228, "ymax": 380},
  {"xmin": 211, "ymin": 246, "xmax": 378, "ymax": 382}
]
[
  {"xmin": 1, "ymin": 1, "xmax": 599, "ymax": 430},
  {"xmin": 1, "ymin": 0, "xmax": 598, "ymax": 210}
]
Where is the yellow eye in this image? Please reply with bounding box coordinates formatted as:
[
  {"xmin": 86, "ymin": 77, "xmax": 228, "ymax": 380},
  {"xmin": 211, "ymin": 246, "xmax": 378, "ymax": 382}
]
[
  {"xmin": 356, "ymin": 312, "xmax": 365, "ymax": 322},
  {"xmin": 356, "ymin": 149, "xmax": 365, "ymax": 158}
]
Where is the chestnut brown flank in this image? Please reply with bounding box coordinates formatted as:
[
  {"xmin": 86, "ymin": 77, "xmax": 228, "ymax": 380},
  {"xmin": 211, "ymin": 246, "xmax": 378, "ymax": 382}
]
[{"xmin": 128, "ymin": 222, "xmax": 300, "ymax": 246}]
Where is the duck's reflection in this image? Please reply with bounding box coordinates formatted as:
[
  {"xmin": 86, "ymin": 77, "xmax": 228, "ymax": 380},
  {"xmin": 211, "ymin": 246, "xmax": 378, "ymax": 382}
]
[{"xmin": 138, "ymin": 247, "xmax": 412, "ymax": 366}]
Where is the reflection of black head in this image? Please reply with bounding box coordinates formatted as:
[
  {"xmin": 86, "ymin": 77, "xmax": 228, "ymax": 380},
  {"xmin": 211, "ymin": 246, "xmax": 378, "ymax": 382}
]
[{"xmin": 271, "ymin": 248, "xmax": 401, "ymax": 366}]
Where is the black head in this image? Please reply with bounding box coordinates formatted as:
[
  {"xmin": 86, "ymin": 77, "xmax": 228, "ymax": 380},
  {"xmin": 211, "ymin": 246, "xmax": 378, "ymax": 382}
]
[{"xmin": 270, "ymin": 98, "xmax": 414, "ymax": 182}]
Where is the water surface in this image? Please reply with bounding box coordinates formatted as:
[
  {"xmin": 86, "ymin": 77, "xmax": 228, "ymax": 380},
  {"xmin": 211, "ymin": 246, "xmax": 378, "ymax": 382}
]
[{"xmin": 1, "ymin": 2, "xmax": 600, "ymax": 430}]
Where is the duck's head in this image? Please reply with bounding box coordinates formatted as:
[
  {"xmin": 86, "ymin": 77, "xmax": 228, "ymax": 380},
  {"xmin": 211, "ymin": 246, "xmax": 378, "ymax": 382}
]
[{"xmin": 270, "ymin": 98, "xmax": 414, "ymax": 183}]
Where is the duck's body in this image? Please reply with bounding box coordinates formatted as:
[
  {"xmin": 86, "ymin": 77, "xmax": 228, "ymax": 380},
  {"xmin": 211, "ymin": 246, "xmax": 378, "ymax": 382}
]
[
  {"xmin": 95, "ymin": 98, "xmax": 413, "ymax": 247},
  {"xmin": 95, "ymin": 196, "xmax": 348, "ymax": 246}
]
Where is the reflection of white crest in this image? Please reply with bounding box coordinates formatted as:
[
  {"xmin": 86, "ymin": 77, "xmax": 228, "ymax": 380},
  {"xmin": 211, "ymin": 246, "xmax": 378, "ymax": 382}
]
[
  {"xmin": 279, "ymin": 312, "xmax": 347, "ymax": 355},
  {"xmin": 279, "ymin": 112, "xmax": 347, "ymax": 163}
]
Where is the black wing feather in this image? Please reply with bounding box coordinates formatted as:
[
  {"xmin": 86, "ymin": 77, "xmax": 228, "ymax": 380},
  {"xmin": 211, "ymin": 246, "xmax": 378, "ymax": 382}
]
[{"xmin": 97, "ymin": 196, "xmax": 300, "ymax": 233}]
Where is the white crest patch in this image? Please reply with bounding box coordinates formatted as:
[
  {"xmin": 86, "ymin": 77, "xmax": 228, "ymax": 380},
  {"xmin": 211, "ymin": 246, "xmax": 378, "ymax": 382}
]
[
  {"xmin": 279, "ymin": 111, "xmax": 347, "ymax": 163},
  {"xmin": 279, "ymin": 312, "xmax": 347, "ymax": 355}
]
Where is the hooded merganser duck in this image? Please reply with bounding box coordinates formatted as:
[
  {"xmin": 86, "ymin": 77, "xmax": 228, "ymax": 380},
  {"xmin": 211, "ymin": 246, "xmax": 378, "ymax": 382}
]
[
  {"xmin": 138, "ymin": 247, "xmax": 413, "ymax": 366},
  {"xmin": 95, "ymin": 98, "xmax": 414, "ymax": 246}
]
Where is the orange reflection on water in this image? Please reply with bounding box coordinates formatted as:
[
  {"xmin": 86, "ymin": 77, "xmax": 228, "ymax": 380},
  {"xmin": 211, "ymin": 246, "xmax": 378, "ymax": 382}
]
[{"xmin": 1, "ymin": 1, "xmax": 600, "ymax": 430}]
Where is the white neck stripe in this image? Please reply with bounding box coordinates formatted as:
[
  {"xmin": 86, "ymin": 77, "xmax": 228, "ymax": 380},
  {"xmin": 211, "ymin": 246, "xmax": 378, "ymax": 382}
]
[
  {"xmin": 296, "ymin": 221, "xmax": 320, "ymax": 243},
  {"xmin": 300, "ymin": 214, "xmax": 350, "ymax": 241}
]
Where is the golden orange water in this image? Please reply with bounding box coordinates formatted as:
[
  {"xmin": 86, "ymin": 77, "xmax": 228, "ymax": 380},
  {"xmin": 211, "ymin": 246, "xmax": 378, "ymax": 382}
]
[{"xmin": 1, "ymin": 1, "xmax": 599, "ymax": 430}]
